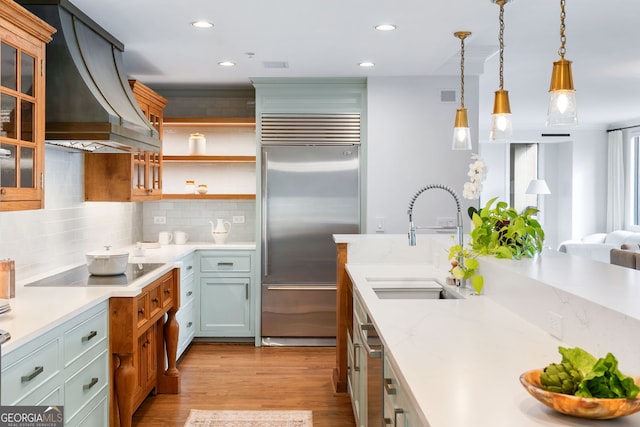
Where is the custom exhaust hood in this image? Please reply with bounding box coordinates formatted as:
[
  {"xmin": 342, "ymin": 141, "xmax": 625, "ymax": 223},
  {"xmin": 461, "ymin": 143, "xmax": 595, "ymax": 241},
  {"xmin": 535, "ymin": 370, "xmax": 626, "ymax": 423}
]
[{"xmin": 18, "ymin": 0, "xmax": 161, "ymax": 153}]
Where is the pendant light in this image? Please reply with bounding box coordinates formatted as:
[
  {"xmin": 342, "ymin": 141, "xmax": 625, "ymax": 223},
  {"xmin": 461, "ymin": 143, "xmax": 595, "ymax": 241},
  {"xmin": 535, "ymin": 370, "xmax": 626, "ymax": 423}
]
[
  {"xmin": 547, "ymin": 0, "xmax": 577, "ymax": 126},
  {"xmin": 490, "ymin": 0, "xmax": 512, "ymax": 141},
  {"xmin": 452, "ymin": 31, "xmax": 472, "ymax": 150}
]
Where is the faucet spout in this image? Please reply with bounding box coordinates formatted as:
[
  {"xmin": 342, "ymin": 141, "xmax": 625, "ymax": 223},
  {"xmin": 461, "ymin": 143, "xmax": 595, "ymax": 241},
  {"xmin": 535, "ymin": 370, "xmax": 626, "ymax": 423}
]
[{"xmin": 407, "ymin": 184, "xmax": 464, "ymax": 253}]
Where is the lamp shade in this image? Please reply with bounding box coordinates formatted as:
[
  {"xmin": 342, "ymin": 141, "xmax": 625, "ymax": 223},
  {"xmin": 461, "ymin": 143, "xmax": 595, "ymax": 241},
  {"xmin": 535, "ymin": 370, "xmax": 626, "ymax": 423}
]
[{"xmin": 525, "ymin": 179, "xmax": 551, "ymax": 195}]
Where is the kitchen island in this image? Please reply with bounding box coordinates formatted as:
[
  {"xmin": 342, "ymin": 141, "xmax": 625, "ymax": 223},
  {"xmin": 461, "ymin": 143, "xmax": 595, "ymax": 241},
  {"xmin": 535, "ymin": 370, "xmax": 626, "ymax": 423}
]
[{"xmin": 335, "ymin": 234, "xmax": 640, "ymax": 426}]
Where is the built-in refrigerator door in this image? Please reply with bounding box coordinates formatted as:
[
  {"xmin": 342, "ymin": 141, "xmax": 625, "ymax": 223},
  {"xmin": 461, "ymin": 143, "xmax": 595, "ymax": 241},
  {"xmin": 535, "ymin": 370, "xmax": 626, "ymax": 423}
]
[
  {"xmin": 261, "ymin": 144, "xmax": 360, "ymax": 285},
  {"xmin": 261, "ymin": 144, "xmax": 360, "ymax": 341}
]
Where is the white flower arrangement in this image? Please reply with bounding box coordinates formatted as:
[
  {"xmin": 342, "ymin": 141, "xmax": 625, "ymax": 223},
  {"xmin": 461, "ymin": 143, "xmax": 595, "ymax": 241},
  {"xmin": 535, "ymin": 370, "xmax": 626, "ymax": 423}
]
[{"xmin": 462, "ymin": 154, "xmax": 487, "ymax": 200}]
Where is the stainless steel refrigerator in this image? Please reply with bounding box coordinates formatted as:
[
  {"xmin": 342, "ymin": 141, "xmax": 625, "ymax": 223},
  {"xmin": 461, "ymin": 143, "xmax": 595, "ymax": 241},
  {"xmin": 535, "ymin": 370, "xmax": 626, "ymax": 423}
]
[{"xmin": 261, "ymin": 144, "xmax": 360, "ymax": 344}]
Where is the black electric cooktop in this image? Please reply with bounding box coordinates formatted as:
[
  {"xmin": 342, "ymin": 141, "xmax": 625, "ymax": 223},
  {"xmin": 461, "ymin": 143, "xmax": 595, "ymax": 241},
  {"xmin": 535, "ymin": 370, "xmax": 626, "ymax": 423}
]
[{"xmin": 25, "ymin": 263, "xmax": 166, "ymax": 287}]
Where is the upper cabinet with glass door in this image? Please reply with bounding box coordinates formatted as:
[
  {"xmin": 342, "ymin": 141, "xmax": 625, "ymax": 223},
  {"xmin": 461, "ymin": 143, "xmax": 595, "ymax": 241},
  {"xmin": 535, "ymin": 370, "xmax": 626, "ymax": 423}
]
[{"xmin": 0, "ymin": 0, "xmax": 55, "ymax": 211}]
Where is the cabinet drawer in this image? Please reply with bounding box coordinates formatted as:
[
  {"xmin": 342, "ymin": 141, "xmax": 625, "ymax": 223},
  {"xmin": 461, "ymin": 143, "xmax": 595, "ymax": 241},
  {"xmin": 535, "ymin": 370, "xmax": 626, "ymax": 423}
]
[
  {"xmin": 200, "ymin": 254, "xmax": 251, "ymax": 273},
  {"xmin": 64, "ymin": 309, "xmax": 108, "ymax": 368},
  {"xmin": 68, "ymin": 384, "xmax": 108, "ymax": 427},
  {"xmin": 148, "ymin": 283, "xmax": 162, "ymax": 318},
  {"xmin": 176, "ymin": 299, "xmax": 195, "ymax": 357},
  {"xmin": 136, "ymin": 292, "xmax": 149, "ymax": 328},
  {"xmin": 181, "ymin": 275, "xmax": 195, "ymax": 305},
  {"xmin": 160, "ymin": 272, "xmax": 174, "ymax": 308},
  {"xmin": 2, "ymin": 337, "xmax": 61, "ymax": 405},
  {"xmin": 179, "ymin": 254, "xmax": 195, "ymax": 281},
  {"xmin": 65, "ymin": 350, "xmax": 109, "ymax": 423}
]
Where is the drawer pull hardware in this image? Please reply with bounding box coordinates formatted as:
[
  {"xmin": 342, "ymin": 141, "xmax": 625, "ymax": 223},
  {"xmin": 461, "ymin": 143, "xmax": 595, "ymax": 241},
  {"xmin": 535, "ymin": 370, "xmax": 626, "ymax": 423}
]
[
  {"xmin": 384, "ymin": 418, "xmax": 392, "ymax": 426},
  {"xmin": 353, "ymin": 343, "xmax": 360, "ymax": 372},
  {"xmin": 164, "ymin": 288, "xmax": 171, "ymax": 294},
  {"xmin": 384, "ymin": 378, "xmax": 397, "ymax": 395},
  {"xmin": 83, "ymin": 377, "xmax": 99, "ymax": 390},
  {"xmin": 217, "ymin": 262, "xmax": 234, "ymax": 266},
  {"xmin": 187, "ymin": 322, "xmax": 193, "ymax": 328},
  {"xmin": 186, "ymin": 291, "xmax": 193, "ymax": 296},
  {"xmin": 82, "ymin": 330, "xmax": 98, "ymax": 342},
  {"xmin": 21, "ymin": 366, "xmax": 44, "ymax": 383},
  {"xmin": 186, "ymin": 265, "xmax": 193, "ymax": 270},
  {"xmin": 138, "ymin": 308, "xmax": 145, "ymax": 314},
  {"xmin": 152, "ymin": 297, "xmax": 159, "ymax": 303}
]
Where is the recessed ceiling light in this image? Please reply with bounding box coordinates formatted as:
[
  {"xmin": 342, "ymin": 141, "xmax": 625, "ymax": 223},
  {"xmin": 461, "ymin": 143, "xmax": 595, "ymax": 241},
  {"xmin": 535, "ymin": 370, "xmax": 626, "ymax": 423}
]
[
  {"xmin": 359, "ymin": 62, "xmax": 375, "ymax": 68},
  {"xmin": 218, "ymin": 61, "xmax": 236, "ymax": 67},
  {"xmin": 191, "ymin": 21, "xmax": 213, "ymax": 29},
  {"xmin": 375, "ymin": 24, "xmax": 397, "ymax": 31}
]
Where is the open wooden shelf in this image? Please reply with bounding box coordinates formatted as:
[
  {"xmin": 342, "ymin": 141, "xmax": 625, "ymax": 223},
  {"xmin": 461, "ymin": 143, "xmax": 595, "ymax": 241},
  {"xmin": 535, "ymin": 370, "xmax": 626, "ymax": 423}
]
[
  {"xmin": 163, "ymin": 117, "xmax": 255, "ymax": 127},
  {"xmin": 162, "ymin": 155, "xmax": 256, "ymax": 163},
  {"xmin": 162, "ymin": 194, "xmax": 256, "ymax": 200}
]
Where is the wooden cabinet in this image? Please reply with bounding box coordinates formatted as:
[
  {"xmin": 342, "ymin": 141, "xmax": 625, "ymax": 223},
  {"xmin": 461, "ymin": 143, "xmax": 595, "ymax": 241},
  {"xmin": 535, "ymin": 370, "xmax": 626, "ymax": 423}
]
[
  {"xmin": 84, "ymin": 81, "xmax": 166, "ymax": 202},
  {"xmin": 1, "ymin": 301, "xmax": 109, "ymax": 427},
  {"xmin": 0, "ymin": 0, "xmax": 55, "ymax": 211},
  {"xmin": 110, "ymin": 269, "xmax": 181, "ymax": 427},
  {"xmin": 162, "ymin": 118, "xmax": 256, "ymax": 200},
  {"xmin": 196, "ymin": 251, "xmax": 255, "ymax": 337}
]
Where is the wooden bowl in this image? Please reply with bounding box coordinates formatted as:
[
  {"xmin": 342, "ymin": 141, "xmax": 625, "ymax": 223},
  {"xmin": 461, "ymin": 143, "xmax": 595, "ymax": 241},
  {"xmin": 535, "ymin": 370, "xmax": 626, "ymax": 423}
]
[{"xmin": 520, "ymin": 369, "xmax": 640, "ymax": 419}]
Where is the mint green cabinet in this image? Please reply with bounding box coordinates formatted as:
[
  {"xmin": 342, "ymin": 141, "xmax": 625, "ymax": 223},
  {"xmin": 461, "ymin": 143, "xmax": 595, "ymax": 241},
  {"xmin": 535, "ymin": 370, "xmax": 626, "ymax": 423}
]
[
  {"xmin": 196, "ymin": 250, "xmax": 255, "ymax": 338},
  {"xmin": 176, "ymin": 253, "xmax": 195, "ymax": 358}
]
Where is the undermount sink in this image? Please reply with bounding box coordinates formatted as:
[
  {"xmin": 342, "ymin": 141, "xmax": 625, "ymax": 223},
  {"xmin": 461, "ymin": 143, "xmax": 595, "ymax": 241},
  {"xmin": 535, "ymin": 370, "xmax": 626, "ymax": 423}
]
[{"xmin": 365, "ymin": 277, "xmax": 464, "ymax": 300}]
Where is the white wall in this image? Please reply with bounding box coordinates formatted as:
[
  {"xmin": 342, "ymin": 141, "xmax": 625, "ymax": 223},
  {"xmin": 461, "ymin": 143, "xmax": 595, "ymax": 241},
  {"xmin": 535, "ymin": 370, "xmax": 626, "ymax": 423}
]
[
  {"xmin": 365, "ymin": 76, "xmax": 481, "ymax": 237},
  {"xmin": 0, "ymin": 147, "xmax": 142, "ymax": 280}
]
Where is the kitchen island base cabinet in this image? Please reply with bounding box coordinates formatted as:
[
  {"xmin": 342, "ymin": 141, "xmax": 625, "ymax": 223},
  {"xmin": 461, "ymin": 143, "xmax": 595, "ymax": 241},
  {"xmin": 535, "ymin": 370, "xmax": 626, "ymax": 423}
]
[
  {"xmin": 176, "ymin": 253, "xmax": 195, "ymax": 359},
  {"xmin": 1, "ymin": 301, "xmax": 109, "ymax": 426},
  {"xmin": 196, "ymin": 251, "xmax": 255, "ymax": 338},
  {"xmin": 110, "ymin": 269, "xmax": 181, "ymax": 427}
]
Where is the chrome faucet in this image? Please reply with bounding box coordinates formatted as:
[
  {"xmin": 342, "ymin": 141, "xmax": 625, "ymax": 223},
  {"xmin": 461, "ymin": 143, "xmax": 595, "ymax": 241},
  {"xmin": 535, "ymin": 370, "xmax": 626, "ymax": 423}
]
[{"xmin": 407, "ymin": 184, "xmax": 464, "ymax": 269}]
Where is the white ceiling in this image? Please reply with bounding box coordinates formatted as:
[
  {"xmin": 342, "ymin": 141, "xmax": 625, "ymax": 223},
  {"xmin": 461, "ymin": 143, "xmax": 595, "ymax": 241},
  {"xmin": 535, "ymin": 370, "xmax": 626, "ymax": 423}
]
[{"xmin": 69, "ymin": 0, "xmax": 640, "ymax": 132}]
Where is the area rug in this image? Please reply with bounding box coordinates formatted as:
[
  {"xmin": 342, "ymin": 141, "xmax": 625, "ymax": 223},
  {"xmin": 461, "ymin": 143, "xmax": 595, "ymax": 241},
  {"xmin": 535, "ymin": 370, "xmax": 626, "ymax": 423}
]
[{"xmin": 184, "ymin": 409, "xmax": 313, "ymax": 427}]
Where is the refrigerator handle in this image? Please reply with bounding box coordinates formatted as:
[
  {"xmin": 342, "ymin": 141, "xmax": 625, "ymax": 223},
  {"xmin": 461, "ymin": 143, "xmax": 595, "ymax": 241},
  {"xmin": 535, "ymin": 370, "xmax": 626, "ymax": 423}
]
[{"xmin": 262, "ymin": 150, "xmax": 269, "ymax": 277}]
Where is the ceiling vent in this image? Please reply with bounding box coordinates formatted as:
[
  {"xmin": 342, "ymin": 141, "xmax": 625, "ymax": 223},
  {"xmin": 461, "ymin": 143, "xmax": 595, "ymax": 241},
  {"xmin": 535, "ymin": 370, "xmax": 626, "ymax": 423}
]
[
  {"xmin": 263, "ymin": 61, "xmax": 289, "ymax": 69},
  {"xmin": 440, "ymin": 89, "xmax": 457, "ymax": 103}
]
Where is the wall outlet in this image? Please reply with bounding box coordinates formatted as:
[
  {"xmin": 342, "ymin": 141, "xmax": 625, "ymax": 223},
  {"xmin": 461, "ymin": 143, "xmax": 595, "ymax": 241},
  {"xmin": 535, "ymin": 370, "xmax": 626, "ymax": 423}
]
[
  {"xmin": 548, "ymin": 311, "xmax": 563, "ymax": 339},
  {"xmin": 437, "ymin": 216, "xmax": 456, "ymax": 227},
  {"xmin": 153, "ymin": 216, "xmax": 166, "ymax": 224},
  {"xmin": 232, "ymin": 215, "xmax": 245, "ymax": 224},
  {"xmin": 375, "ymin": 216, "xmax": 384, "ymax": 233}
]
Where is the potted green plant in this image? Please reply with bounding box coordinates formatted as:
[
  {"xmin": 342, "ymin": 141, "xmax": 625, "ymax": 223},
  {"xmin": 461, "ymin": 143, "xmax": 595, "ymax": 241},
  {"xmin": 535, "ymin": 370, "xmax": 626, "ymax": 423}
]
[
  {"xmin": 469, "ymin": 197, "xmax": 545, "ymax": 259},
  {"xmin": 448, "ymin": 197, "xmax": 545, "ymax": 294}
]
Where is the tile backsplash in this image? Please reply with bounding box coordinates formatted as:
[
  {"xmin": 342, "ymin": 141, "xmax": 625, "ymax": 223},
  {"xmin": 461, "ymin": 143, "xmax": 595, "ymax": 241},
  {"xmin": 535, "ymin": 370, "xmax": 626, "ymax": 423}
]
[
  {"xmin": 0, "ymin": 147, "xmax": 142, "ymax": 280},
  {"xmin": 142, "ymin": 200, "xmax": 256, "ymax": 244}
]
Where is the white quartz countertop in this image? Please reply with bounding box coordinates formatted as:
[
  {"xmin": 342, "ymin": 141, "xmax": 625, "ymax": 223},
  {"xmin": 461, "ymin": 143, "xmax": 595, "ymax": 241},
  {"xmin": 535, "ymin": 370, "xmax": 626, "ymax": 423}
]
[
  {"xmin": 346, "ymin": 262, "xmax": 640, "ymax": 426},
  {"xmin": 0, "ymin": 242, "xmax": 255, "ymax": 355}
]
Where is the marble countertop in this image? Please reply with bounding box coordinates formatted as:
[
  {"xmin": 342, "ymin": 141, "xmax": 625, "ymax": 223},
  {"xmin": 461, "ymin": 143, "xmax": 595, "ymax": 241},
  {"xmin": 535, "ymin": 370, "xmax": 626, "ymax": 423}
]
[
  {"xmin": 341, "ymin": 234, "xmax": 640, "ymax": 426},
  {"xmin": 0, "ymin": 242, "xmax": 256, "ymax": 355}
]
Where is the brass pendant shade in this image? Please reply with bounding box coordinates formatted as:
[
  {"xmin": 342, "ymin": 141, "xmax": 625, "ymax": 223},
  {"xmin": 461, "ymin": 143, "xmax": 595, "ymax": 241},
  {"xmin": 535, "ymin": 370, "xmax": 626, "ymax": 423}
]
[
  {"xmin": 547, "ymin": 0, "xmax": 577, "ymax": 126},
  {"xmin": 492, "ymin": 89, "xmax": 511, "ymax": 115},
  {"xmin": 452, "ymin": 31, "xmax": 472, "ymax": 150},
  {"xmin": 490, "ymin": 0, "xmax": 513, "ymax": 141}
]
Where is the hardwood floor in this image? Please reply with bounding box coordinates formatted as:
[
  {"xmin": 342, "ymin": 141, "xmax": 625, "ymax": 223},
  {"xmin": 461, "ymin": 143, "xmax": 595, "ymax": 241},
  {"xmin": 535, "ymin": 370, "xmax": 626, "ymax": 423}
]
[{"xmin": 132, "ymin": 342, "xmax": 356, "ymax": 427}]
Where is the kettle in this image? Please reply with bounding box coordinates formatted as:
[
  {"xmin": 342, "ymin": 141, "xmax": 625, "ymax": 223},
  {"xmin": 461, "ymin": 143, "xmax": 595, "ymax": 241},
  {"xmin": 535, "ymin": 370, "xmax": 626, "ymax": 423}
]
[{"xmin": 210, "ymin": 219, "xmax": 231, "ymax": 244}]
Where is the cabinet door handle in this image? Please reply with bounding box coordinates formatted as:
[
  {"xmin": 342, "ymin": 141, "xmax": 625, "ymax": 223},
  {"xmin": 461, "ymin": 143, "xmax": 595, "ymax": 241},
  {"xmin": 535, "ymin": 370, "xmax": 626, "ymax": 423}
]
[
  {"xmin": 21, "ymin": 366, "xmax": 44, "ymax": 383},
  {"xmin": 394, "ymin": 408, "xmax": 404, "ymax": 426},
  {"xmin": 245, "ymin": 283, "xmax": 249, "ymax": 300},
  {"xmin": 82, "ymin": 330, "xmax": 98, "ymax": 343},
  {"xmin": 384, "ymin": 378, "xmax": 397, "ymax": 395},
  {"xmin": 83, "ymin": 377, "xmax": 99, "ymax": 391},
  {"xmin": 353, "ymin": 343, "xmax": 360, "ymax": 372},
  {"xmin": 186, "ymin": 291, "xmax": 193, "ymax": 297}
]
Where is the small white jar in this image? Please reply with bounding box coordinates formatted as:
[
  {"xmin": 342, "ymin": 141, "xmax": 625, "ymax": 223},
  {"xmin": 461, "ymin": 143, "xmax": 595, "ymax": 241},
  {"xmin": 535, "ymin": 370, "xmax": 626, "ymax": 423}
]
[
  {"xmin": 188, "ymin": 133, "xmax": 206, "ymax": 155},
  {"xmin": 185, "ymin": 180, "xmax": 196, "ymax": 194}
]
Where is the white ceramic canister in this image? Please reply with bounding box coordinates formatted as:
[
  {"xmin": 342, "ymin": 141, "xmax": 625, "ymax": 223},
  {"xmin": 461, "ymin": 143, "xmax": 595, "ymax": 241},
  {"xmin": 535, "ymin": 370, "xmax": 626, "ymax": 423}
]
[
  {"xmin": 185, "ymin": 179, "xmax": 196, "ymax": 194},
  {"xmin": 188, "ymin": 133, "xmax": 206, "ymax": 155}
]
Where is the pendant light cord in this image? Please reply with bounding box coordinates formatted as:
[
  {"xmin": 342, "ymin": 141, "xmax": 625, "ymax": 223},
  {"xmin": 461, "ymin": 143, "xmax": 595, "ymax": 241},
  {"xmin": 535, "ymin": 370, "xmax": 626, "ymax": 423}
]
[
  {"xmin": 460, "ymin": 36, "xmax": 466, "ymax": 109},
  {"xmin": 498, "ymin": 1, "xmax": 505, "ymax": 91},
  {"xmin": 558, "ymin": 0, "xmax": 566, "ymax": 59}
]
